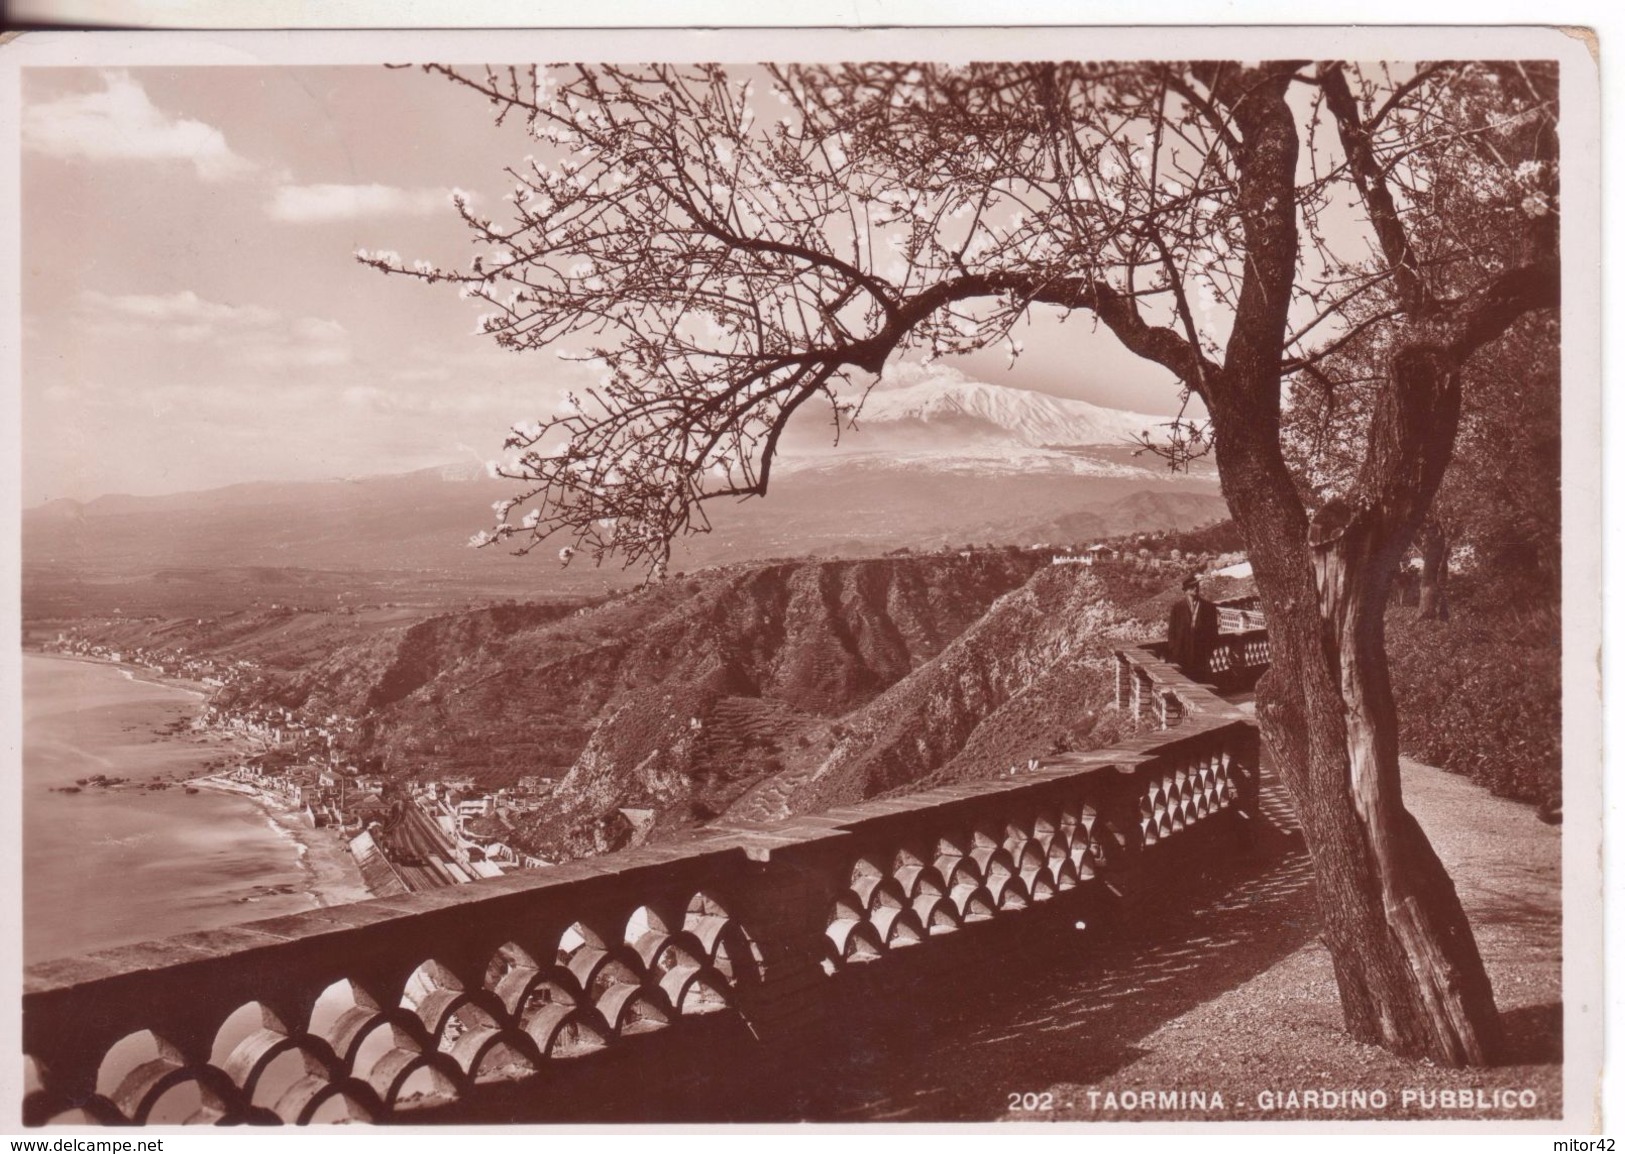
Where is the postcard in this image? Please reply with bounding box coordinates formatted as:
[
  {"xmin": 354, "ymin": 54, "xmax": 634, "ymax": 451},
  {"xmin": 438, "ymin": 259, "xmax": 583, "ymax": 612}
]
[{"xmin": 1, "ymin": 24, "xmax": 1604, "ymax": 1136}]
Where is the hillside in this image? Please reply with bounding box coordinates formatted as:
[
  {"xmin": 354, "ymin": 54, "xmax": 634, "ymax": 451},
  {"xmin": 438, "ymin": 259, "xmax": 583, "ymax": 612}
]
[
  {"xmin": 721, "ymin": 562, "xmax": 1154, "ymax": 823},
  {"xmin": 510, "ymin": 558, "xmax": 1172, "ymax": 857},
  {"xmin": 237, "ymin": 552, "xmax": 1055, "ymax": 831},
  {"xmin": 66, "ymin": 548, "xmax": 1177, "ymax": 863}
]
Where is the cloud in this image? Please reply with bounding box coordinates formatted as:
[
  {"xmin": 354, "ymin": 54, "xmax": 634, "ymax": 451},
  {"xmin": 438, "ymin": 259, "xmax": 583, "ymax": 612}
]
[
  {"xmin": 82, "ymin": 289, "xmax": 278, "ymax": 329},
  {"xmin": 77, "ymin": 289, "xmax": 350, "ymax": 368},
  {"xmin": 23, "ymin": 71, "xmax": 254, "ymax": 181},
  {"xmin": 267, "ymin": 183, "xmax": 456, "ymax": 223},
  {"xmin": 338, "ymin": 383, "xmax": 514, "ymax": 417}
]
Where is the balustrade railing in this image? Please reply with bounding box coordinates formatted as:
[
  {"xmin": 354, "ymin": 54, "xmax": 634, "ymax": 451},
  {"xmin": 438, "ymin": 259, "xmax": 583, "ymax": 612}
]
[
  {"xmin": 24, "ymin": 639, "xmax": 1265, "ymax": 1127},
  {"xmin": 1115, "ymin": 627, "xmax": 1270, "ymax": 711}
]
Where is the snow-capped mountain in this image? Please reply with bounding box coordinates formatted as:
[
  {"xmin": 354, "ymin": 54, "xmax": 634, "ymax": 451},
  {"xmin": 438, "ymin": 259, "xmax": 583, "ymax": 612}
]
[
  {"xmin": 843, "ymin": 377, "xmax": 1167, "ymax": 449},
  {"xmin": 776, "ymin": 370, "xmax": 1191, "ymax": 480}
]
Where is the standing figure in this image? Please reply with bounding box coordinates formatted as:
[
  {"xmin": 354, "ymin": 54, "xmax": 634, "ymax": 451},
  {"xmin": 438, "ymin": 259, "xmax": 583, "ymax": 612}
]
[{"xmin": 1167, "ymin": 575, "xmax": 1220, "ymax": 676}]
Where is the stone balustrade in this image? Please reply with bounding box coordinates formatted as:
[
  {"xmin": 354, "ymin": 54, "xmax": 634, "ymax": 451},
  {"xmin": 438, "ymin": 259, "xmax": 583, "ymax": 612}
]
[
  {"xmin": 1116, "ymin": 627, "xmax": 1271, "ymax": 714},
  {"xmin": 1214, "ymin": 595, "xmax": 1267, "ymax": 634},
  {"xmin": 1217, "ymin": 607, "xmax": 1267, "ymax": 632},
  {"xmin": 24, "ymin": 643, "xmax": 1264, "ymax": 1127}
]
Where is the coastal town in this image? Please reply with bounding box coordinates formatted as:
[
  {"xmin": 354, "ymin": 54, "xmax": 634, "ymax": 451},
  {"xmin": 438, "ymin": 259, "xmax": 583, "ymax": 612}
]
[{"xmin": 41, "ymin": 632, "xmax": 559, "ymax": 898}]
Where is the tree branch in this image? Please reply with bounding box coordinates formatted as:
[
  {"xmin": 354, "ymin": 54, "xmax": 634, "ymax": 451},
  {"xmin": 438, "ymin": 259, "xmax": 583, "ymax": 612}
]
[{"xmin": 1317, "ymin": 62, "xmax": 1432, "ymax": 316}]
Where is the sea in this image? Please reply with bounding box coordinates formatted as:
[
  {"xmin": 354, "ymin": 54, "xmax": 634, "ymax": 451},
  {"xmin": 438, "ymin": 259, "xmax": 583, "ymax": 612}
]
[{"xmin": 22, "ymin": 652, "xmax": 321, "ymax": 965}]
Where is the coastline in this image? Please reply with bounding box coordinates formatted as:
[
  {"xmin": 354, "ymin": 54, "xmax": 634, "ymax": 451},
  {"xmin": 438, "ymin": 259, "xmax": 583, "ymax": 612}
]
[
  {"xmin": 31, "ymin": 648, "xmax": 278, "ymax": 785},
  {"xmin": 29, "ymin": 647, "xmax": 375, "ymax": 917},
  {"xmin": 34, "ymin": 648, "xmax": 211, "ymax": 698},
  {"xmin": 194, "ymin": 775, "xmax": 374, "ymax": 909}
]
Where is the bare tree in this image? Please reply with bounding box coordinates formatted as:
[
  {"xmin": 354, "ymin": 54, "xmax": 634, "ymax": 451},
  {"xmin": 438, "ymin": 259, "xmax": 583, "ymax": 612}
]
[{"xmin": 366, "ymin": 60, "xmax": 1560, "ymax": 1066}]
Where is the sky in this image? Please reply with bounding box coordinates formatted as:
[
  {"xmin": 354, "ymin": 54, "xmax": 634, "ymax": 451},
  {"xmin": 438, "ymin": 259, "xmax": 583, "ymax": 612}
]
[{"xmin": 18, "ymin": 65, "xmax": 1192, "ymax": 506}]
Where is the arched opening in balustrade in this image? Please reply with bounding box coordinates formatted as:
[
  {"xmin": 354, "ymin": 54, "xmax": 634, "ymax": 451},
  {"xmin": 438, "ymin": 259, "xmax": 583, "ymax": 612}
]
[
  {"xmin": 436, "ymin": 999, "xmax": 504, "ymax": 1060},
  {"xmin": 401, "ymin": 958, "xmax": 464, "ymax": 1012},
  {"xmin": 97, "ymin": 1029, "xmax": 223, "ymax": 1123},
  {"xmin": 484, "ymin": 940, "xmax": 541, "ymax": 994},
  {"xmin": 27, "ymin": 1052, "xmax": 136, "ymax": 1123},
  {"xmin": 947, "ymin": 881, "xmax": 996, "ymax": 923},
  {"xmin": 522, "ymin": 1001, "xmax": 609, "ymax": 1059},
  {"xmin": 557, "ymin": 920, "xmax": 615, "ymax": 989},
  {"xmin": 979, "ymin": 847, "xmax": 1026, "ymax": 911},
  {"xmin": 580, "ymin": 946, "xmax": 642, "ymax": 1004},
  {"xmin": 1011, "ymin": 832, "xmax": 1051, "ymax": 903},
  {"xmin": 869, "ymin": 904, "xmax": 925, "ymax": 949},
  {"xmin": 625, "ymin": 902, "xmax": 681, "ymax": 942},
  {"xmin": 1139, "ymin": 784, "xmax": 1165, "ymax": 847},
  {"xmin": 1214, "ymin": 754, "xmax": 1237, "ymax": 805},
  {"xmin": 1031, "ymin": 813, "xmax": 1065, "ymax": 876},
  {"xmin": 685, "ymin": 890, "xmax": 763, "ymax": 985},
  {"xmin": 372, "ymin": 1051, "xmax": 463, "ymax": 1112},
  {"xmin": 1011, "ymin": 835, "xmax": 1047, "ymax": 875},
  {"xmin": 849, "ymin": 860, "xmax": 908, "ymax": 917},
  {"xmin": 912, "ymin": 894, "xmax": 961, "ymax": 935},
  {"xmin": 985, "ymin": 871, "xmax": 1030, "ymax": 913},
  {"xmin": 140, "ymin": 1074, "xmax": 230, "ymax": 1125},
  {"xmin": 685, "ymin": 891, "xmax": 731, "ymax": 922},
  {"xmin": 890, "ymin": 845, "xmax": 946, "ymax": 902},
  {"xmin": 97, "ymin": 1029, "xmax": 180, "ymax": 1100},
  {"xmin": 830, "ymin": 887, "xmax": 867, "ymax": 927},
  {"xmin": 391, "ymin": 1067, "xmax": 456, "ymax": 1113},
  {"xmin": 657, "ymin": 963, "xmax": 732, "ymax": 1016},
  {"xmin": 344, "ymin": 1013, "xmax": 433, "ymax": 1099},
  {"xmin": 1071, "ymin": 837, "xmax": 1102, "ymax": 880},
  {"xmin": 400, "ymin": 959, "xmax": 503, "ymax": 1061},
  {"xmin": 1002, "ymin": 817, "xmax": 1034, "ymax": 857},
  {"xmin": 558, "ymin": 921, "xmax": 659, "ymax": 1041},
  {"xmin": 625, "ymin": 903, "xmax": 706, "ymax": 983},
  {"xmin": 309, "ymin": 978, "xmax": 381, "ymax": 1045},
  {"xmin": 211, "ymin": 1000, "xmax": 291, "ymax": 1071},
  {"xmin": 1053, "ymin": 857, "xmax": 1081, "ymax": 891},
  {"xmin": 289, "ymin": 1082, "xmax": 376, "ymax": 1125},
  {"xmin": 597, "ymin": 980, "xmax": 672, "ymax": 1038},
  {"xmin": 452, "ymin": 1026, "xmax": 539, "ymax": 1086},
  {"xmin": 1043, "ymin": 829, "xmax": 1073, "ymax": 879},
  {"xmin": 245, "ymin": 1041, "xmax": 341, "ymax": 1116},
  {"xmin": 969, "ymin": 824, "xmax": 1002, "ymax": 861},
  {"xmin": 822, "ymin": 911, "xmax": 883, "ymax": 974}
]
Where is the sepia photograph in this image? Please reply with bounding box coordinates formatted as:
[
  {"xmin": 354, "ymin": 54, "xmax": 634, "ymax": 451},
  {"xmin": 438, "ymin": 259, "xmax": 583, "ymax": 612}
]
[{"xmin": 4, "ymin": 25, "xmax": 1604, "ymax": 1132}]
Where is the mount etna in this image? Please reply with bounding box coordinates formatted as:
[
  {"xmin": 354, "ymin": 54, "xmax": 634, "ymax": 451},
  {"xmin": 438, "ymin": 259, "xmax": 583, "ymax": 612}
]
[{"xmin": 25, "ymin": 378, "xmax": 1221, "ymax": 605}]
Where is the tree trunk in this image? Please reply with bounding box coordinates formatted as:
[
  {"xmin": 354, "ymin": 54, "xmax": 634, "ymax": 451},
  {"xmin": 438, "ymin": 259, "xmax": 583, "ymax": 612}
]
[
  {"xmin": 1418, "ymin": 521, "xmax": 1451, "ymax": 621},
  {"xmin": 1197, "ymin": 62, "xmax": 1513, "ymax": 1068},
  {"xmin": 1212, "ymin": 353, "xmax": 1502, "ymax": 1067}
]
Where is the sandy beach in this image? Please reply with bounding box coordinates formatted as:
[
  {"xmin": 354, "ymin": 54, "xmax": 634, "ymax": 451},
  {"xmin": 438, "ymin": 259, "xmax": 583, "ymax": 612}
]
[{"xmin": 195, "ymin": 774, "xmax": 374, "ymax": 909}]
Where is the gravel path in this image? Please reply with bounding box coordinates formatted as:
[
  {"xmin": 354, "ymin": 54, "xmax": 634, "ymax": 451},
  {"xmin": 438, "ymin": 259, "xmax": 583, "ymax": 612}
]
[{"xmin": 1019, "ymin": 755, "xmax": 1564, "ymax": 1124}]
